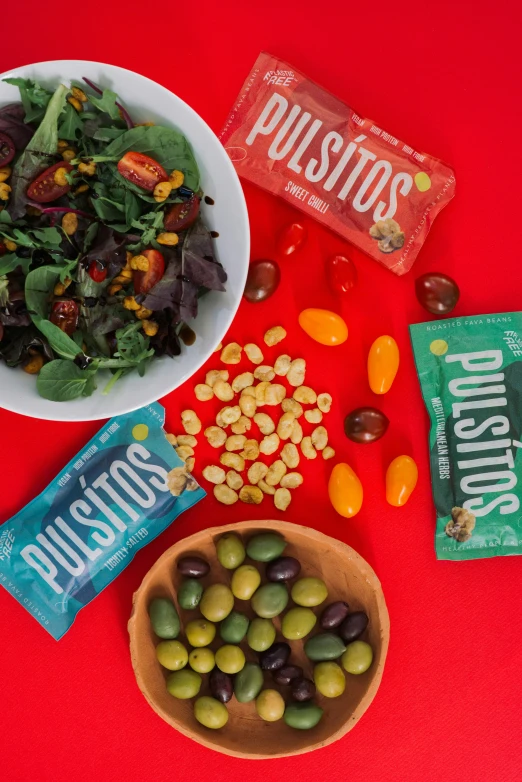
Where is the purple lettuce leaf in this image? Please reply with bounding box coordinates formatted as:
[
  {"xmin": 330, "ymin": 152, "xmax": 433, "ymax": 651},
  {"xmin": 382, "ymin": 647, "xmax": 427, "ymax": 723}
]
[{"xmin": 0, "ymin": 103, "xmax": 34, "ymax": 149}]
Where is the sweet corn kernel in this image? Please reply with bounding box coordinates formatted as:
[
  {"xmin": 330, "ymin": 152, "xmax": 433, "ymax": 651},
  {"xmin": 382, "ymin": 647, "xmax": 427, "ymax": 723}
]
[
  {"xmin": 23, "ymin": 354, "xmax": 44, "ymax": 374},
  {"xmin": 123, "ymin": 296, "xmax": 141, "ymax": 311},
  {"xmin": 135, "ymin": 306, "xmax": 153, "ymax": 320},
  {"xmin": 0, "ymin": 183, "xmax": 12, "ymax": 200},
  {"xmin": 67, "ymin": 96, "xmax": 83, "ymax": 112},
  {"xmin": 62, "ymin": 148, "xmax": 77, "ymax": 163},
  {"xmin": 62, "ymin": 213, "xmax": 78, "ymax": 235},
  {"xmin": 142, "ymin": 319, "xmax": 159, "ymax": 336},
  {"xmin": 54, "ymin": 167, "xmax": 69, "ymax": 186},
  {"xmin": 108, "ymin": 284, "xmax": 122, "ymax": 295},
  {"xmin": 130, "ymin": 254, "xmax": 149, "ymax": 271},
  {"xmin": 71, "ymin": 86, "xmax": 88, "ymax": 103},
  {"xmin": 74, "ymin": 183, "xmax": 89, "ymax": 195},
  {"xmin": 119, "ymin": 267, "xmax": 133, "ymax": 279},
  {"xmin": 78, "ymin": 161, "xmax": 96, "ymax": 176},
  {"xmin": 168, "ymin": 169, "xmax": 184, "ymax": 188},
  {"xmin": 153, "ymin": 181, "xmax": 173, "ymax": 202},
  {"xmin": 0, "ymin": 166, "xmax": 11, "ymax": 182},
  {"xmin": 57, "ymin": 139, "xmax": 69, "ymax": 150},
  {"xmin": 4, "ymin": 239, "xmax": 16, "ymax": 252},
  {"xmin": 156, "ymin": 232, "xmax": 179, "ymax": 246},
  {"xmin": 135, "ymin": 121, "xmax": 155, "ymax": 126}
]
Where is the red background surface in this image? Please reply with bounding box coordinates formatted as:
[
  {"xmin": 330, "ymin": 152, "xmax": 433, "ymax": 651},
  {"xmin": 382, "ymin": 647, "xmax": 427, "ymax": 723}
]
[{"xmin": 1, "ymin": 2, "xmax": 522, "ymax": 780}]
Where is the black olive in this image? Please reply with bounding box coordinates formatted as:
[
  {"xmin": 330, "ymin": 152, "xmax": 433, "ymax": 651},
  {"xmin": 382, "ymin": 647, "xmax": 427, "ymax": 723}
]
[
  {"xmin": 83, "ymin": 297, "xmax": 98, "ymax": 308},
  {"xmin": 178, "ymin": 185, "xmax": 194, "ymax": 199},
  {"xmin": 74, "ymin": 353, "xmax": 93, "ymax": 369}
]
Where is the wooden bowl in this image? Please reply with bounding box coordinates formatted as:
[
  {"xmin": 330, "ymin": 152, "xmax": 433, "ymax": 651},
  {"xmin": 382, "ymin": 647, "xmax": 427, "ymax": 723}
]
[{"xmin": 128, "ymin": 520, "xmax": 390, "ymax": 759}]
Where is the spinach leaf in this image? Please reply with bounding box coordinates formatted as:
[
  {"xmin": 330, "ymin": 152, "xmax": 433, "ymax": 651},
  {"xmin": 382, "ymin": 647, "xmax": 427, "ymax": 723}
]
[
  {"xmin": 83, "ymin": 222, "xmax": 99, "ymax": 252},
  {"xmin": 103, "ymin": 125, "xmax": 200, "ymax": 191},
  {"xmin": 25, "ymin": 266, "xmax": 59, "ymax": 317},
  {"xmin": 0, "ymin": 103, "xmax": 34, "ymax": 149},
  {"xmin": 0, "ymin": 210, "xmax": 11, "ymax": 224},
  {"xmin": 93, "ymin": 126, "xmax": 127, "ymax": 142},
  {"xmin": 37, "ymin": 360, "xmax": 97, "ymax": 401},
  {"xmin": 33, "ymin": 319, "xmax": 81, "ymax": 360},
  {"xmin": 2, "ymin": 226, "xmax": 63, "ymax": 250},
  {"xmin": 58, "ymin": 102, "xmax": 84, "ymax": 140},
  {"xmin": 88, "ymin": 89, "xmax": 121, "ymax": 121},
  {"xmin": 0, "ymin": 254, "xmax": 21, "ymax": 275},
  {"xmin": 3, "ymin": 78, "xmax": 53, "ymax": 124},
  {"xmin": 8, "ymin": 83, "xmax": 68, "ymax": 220},
  {"xmin": 125, "ymin": 190, "xmax": 141, "ymax": 226}
]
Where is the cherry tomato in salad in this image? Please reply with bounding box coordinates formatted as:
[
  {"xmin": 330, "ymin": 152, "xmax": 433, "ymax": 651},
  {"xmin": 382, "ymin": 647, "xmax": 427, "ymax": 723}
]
[
  {"xmin": 326, "ymin": 255, "xmax": 357, "ymax": 295},
  {"xmin": 164, "ymin": 195, "xmax": 201, "ymax": 232},
  {"xmin": 50, "ymin": 300, "xmax": 79, "ymax": 337},
  {"xmin": 385, "ymin": 455, "xmax": 418, "ymax": 507},
  {"xmin": 133, "ymin": 249, "xmax": 165, "ymax": 294},
  {"xmin": 0, "ymin": 242, "xmax": 6, "ymax": 257},
  {"xmin": 328, "ymin": 463, "xmax": 363, "ymax": 519},
  {"xmin": 117, "ymin": 152, "xmax": 168, "ymax": 192},
  {"xmin": 367, "ymin": 335, "xmax": 399, "ymax": 395},
  {"xmin": 27, "ymin": 162, "xmax": 73, "ymax": 203},
  {"xmin": 0, "ymin": 131, "xmax": 15, "ymax": 167},
  {"xmin": 276, "ymin": 222, "xmax": 307, "ymax": 256},
  {"xmin": 298, "ymin": 308, "xmax": 348, "ymax": 346},
  {"xmin": 88, "ymin": 260, "xmax": 108, "ymax": 283}
]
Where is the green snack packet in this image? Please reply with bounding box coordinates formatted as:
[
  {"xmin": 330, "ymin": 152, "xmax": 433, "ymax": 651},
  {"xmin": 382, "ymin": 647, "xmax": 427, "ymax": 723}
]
[{"xmin": 410, "ymin": 313, "xmax": 522, "ymax": 561}]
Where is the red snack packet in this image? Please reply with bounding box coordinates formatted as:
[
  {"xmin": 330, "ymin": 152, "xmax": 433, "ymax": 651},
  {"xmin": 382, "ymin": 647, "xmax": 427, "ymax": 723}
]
[{"xmin": 220, "ymin": 52, "xmax": 456, "ymax": 275}]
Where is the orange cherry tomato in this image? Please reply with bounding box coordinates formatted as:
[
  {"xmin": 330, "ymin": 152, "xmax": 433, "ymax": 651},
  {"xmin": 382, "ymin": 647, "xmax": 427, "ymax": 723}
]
[
  {"xmin": 385, "ymin": 455, "xmax": 418, "ymax": 507},
  {"xmin": 298, "ymin": 308, "xmax": 348, "ymax": 346},
  {"xmin": 328, "ymin": 463, "xmax": 363, "ymax": 518},
  {"xmin": 368, "ymin": 335, "xmax": 399, "ymax": 394}
]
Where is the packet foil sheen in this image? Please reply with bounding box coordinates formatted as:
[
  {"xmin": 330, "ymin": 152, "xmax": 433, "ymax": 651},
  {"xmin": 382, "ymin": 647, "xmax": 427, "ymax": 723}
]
[
  {"xmin": 0, "ymin": 403, "xmax": 204, "ymax": 639},
  {"xmin": 410, "ymin": 314, "xmax": 522, "ymax": 561},
  {"xmin": 220, "ymin": 52, "xmax": 456, "ymax": 275}
]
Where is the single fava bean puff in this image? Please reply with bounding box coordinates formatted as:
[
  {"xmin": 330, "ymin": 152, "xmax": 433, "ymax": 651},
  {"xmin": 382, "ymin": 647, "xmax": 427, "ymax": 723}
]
[
  {"xmin": 326, "ymin": 254, "xmax": 357, "ymax": 295},
  {"xmin": 244, "ymin": 259, "xmax": 281, "ymax": 302},
  {"xmin": 415, "ymin": 272, "xmax": 460, "ymax": 315},
  {"xmin": 344, "ymin": 407, "xmax": 389, "ymax": 444},
  {"xmin": 368, "ymin": 335, "xmax": 399, "ymax": 394},
  {"xmin": 328, "ymin": 463, "xmax": 363, "ymax": 518},
  {"xmin": 277, "ymin": 221, "xmax": 307, "ymax": 256},
  {"xmin": 386, "ymin": 455, "xmax": 419, "ymax": 506},
  {"xmin": 298, "ymin": 308, "xmax": 348, "ymax": 346}
]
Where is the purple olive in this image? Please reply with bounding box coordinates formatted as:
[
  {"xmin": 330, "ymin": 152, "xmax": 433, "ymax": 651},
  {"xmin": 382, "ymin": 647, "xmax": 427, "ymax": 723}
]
[
  {"xmin": 344, "ymin": 407, "xmax": 389, "ymax": 444},
  {"xmin": 291, "ymin": 678, "xmax": 316, "ymax": 702},
  {"xmin": 0, "ymin": 131, "xmax": 15, "ymax": 167},
  {"xmin": 338, "ymin": 611, "xmax": 369, "ymax": 643},
  {"xmin": 319, "ymin": 601, "xmax": 350, "ymax": 630},
  {"xmin": 244, "ymin": 259, "xmax": 281, "ymax": 303},
  {"xmin": 259, "ymin": 642, "xmax": 291, "ymax": 671},
  {"xmin": 209, "ymin": 669, "xmax": 233, "ymax": 703},
  {"xmin": 177, "ymin": 556, "xmax": 210, "ymax": 578},
  {"xmin": 265, "ymin": 556, "xmax": 301, "ymax": 582},
  {"xmin": 272, "ymin": 665, "xmax": 303, "ymax": 686}
]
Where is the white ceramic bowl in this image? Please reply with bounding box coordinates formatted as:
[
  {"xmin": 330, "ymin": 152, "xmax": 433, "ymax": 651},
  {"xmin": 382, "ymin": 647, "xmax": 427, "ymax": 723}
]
[{"xmin": 0, "ymin": 60, "xmax": 249, "ymax": 421}]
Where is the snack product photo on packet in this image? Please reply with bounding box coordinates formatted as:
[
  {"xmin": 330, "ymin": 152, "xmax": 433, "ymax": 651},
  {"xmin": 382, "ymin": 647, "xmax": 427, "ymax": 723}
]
[
  {"xmin": 410, "ymin": 314, "xmax": 522, "ymax": 561},
  {"xmin": 0, "ymin": 402, "xmax": 205, "ymax": 639},
  {"xmin": 220, "ymin": 51, "xmax": 456, "ymax": 275}
]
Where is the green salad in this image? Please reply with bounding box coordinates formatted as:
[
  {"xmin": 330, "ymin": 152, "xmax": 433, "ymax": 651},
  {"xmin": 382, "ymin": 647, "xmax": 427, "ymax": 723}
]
[{"xmin": 0, "ymin": 77, "xmax": 226, "ymax": 401}]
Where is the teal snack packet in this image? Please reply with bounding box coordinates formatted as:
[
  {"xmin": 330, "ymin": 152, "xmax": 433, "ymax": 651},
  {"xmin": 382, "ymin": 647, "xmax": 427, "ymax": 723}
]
[
  {"xmin": 410, "ymin": 313, "xmax": 522, "ymax": 561},
  {"xmin": 0, "ymin": 402, "xmax": 205, "ymax": 638}
]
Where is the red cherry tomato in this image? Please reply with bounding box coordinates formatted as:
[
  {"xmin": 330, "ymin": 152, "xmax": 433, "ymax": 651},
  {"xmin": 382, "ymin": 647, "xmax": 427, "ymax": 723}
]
[
  {"xmin": 50, "ymin": 300, "xmax": 79, "ymax": 336},
  {"xmin": 117, "ymin": 152, "xmax": 168, "ymax": 192},
  {"xmin": 326, "ymin": 254, "xmax": 357, "ymax": 294},
  {"xmin": 164, "ymin": 195, "xmax": 201, "ymax": 232},
  {"xmin": 276, "ymin": 222, "xmax": 307, "ymax": 256},
  {"xmin": 27, "ymin": 162, "xmax": 73, "ymax": 203},
  {"xmin": 0, "ymin": 242, "xmax": 6, "ymax": 257},
  {"xmin": 134, "ymin": 249, "xmax": 165, "ymax": 294},
  {"xmin": 0, "ymin": 131, "xmax": 15, "ymax": 167},
  {"xmin": 88, "ymin": 260, "xmax": 107, "ymax": 283}
]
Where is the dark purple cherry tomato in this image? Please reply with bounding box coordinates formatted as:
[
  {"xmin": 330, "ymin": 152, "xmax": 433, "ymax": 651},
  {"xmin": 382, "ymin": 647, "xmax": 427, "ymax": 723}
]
[
  {"xmin": 415, "ymin": 272, "xmax": 459, "ymax": 315},
  {"xmin": 243, "ymin": 259, "xmax": 280, "ymax": 303},
  {"xmin": 88, "ymin": 260, "xmax": 107, "ymax": 283},
  {"xmin": 0, "ymin": 131, "xmax": 15, "ymax": 167},
  {"xmin": 276, "ymin": 222, "xmax": 306, "ymax": 256},
  {"xmin": 326, "ymin": 254, "xmax": 357, "ymax": 294},
  {"xmin": 50, "ymin": 300, "xmax": 79, "ymax": 336},
  {"xmin": 344, "ymin": 407, "xmax": 389, "ymax": 444}
]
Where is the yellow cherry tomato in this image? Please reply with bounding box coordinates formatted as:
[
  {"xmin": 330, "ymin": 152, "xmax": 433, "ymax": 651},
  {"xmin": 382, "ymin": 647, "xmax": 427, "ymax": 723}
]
[
  {"xmin": 298, "ymin": 308, "xmax": 348, "ymax": 346},
  {"xmin": 368, "ymin": 335, "xmax": 399, "ymax": 394},
  {"xmin": 328, "ymin": 463, "xmax": 363, "ymax": 518},
  {"xmin": 385, "ymin": 455, "xmax": 418, "ymax": 506}
]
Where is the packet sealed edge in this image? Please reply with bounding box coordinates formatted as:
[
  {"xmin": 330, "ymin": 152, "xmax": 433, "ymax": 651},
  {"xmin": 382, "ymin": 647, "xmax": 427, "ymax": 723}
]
[
  {"xmin": 0, "ymin": 402, "xmax": 205, "ymax": 639},
  {"xmin": 220, "ymin": 51, "xmax": 456, "ymax": 275},
  {"xmin": 410, "ymin": 313, "xmax": 522, "ymax": 561}
]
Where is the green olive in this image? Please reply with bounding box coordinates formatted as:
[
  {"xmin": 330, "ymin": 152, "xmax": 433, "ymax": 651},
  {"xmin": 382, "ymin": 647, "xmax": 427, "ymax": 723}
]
[
  {"xmin": 194, "ymin": 696, "xmax": 229, "ymax": 729},
  {"xmin": 216, "ymin": 533, "xmax": 246, "ymax": 569},
  {"xmin": 177, "ymin": 578, "xmax": 204, "ymax": 610},
  {"xmin": 234, "ymin": 663, "xmax": 264, "ymax": 703},
  {"xmin": 200, "ymin": 583, "xmax": 234, "ymax": 622},
  {"xmin": 231, "ymin": 564, "xmax": 261, "ymax": 600},
  {"xmin": 166, "ymin": 669, "xmax": 202, "ymax": 699},
  {"xmin": 219, "ymin": 611, "xmax": 249, "ymax": 643},
  {"xmin": 246, "ymin": 617, "xmax": 276, "ymax": 652},
  {"xmin": 314, "ymin": 661, "xmax": 346, "ymax": 698},
  {"xmin": 246, "ymin": 532, "xmax": 287, "ymax": 562},
  {"xmin": 188, "ymin": 647, "xmax": 215, "ymax": 674},
  {"xmin": 215, "ymin": 644, "xmax": 246, "ymax": 674},
  {"xmin": 251, "ymin": 583, "xmax": 289, "ymax": 619},
  {"xmin": 341, "ymin": 641, "xmax": 374, "ymax": 674},
  {"xmin": 291, "ymin": 577, "xmax": 328, "ymax": 607},
  {"xmin": 149, "ymin": 598, "xmax": 180, "ymax": 639},
  {"xmin": 185, "ymin": 619, "xmax": 216, "ymax": 647},
  {"xmin": 255, "ymin": 689, "xmax": 285, "ymax": 722},
  {"xmin": 281, "ymin": 607, "xmax": 317, "ymax": 640},
  {"xmin": 155, "ymin": 640, "xmax": 188, "ymax": 671},
  {"xmin": 284, "ymin": 702, "xmax": 323, "ymax": 730}
]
